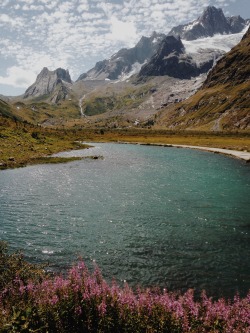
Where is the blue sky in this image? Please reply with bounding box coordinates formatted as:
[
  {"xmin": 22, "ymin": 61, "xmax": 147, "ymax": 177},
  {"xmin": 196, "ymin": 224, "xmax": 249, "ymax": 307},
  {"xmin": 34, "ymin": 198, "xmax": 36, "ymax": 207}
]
[{"xmin": 0, "ymin": 0, "xmax": 249, "ymax": 96}]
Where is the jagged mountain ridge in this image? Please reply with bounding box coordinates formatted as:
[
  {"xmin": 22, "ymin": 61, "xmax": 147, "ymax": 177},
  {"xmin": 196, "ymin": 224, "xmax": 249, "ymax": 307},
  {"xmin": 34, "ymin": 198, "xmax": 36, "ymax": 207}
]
[
  {"xmin": 168, "ymin": 6, "xmax": 249, "ymax": 41},
  {"xmin": 24, "ymin": 67, "xmax": 72, "ymax": 103},
  {"xmin": 77, "ymin": 31, "xmax": 166, "ymax": 81},
  {"xmin": 18, "ymin": 5, "xmax": 249, "ymax": 116},
  {"xmin": 156, "ymin": 26, "xmax": 250, "ymax": 131},
  {"xmin": 138, "ymin": 35, "xmax": 223, "ymax": 79},
  {"xmin": 78, "ymin": 6, "xmax": 248, "ymax": 84}
]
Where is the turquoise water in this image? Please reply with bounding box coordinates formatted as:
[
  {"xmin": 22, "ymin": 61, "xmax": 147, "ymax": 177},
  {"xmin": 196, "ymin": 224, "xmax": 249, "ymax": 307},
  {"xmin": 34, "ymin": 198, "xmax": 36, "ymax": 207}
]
[{"xmin": 0, "ymin": 143, "xmax": 249, "ymax": 298}]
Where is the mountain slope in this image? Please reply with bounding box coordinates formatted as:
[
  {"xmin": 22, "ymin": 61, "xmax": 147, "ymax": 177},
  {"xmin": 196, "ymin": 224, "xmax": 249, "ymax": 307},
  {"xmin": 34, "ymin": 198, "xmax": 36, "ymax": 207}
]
[
  {"xmin": 138, "ymin": 35, "xmax": 222, "ymax": 79},
  {"xmin": 0, "ymin": 99, "xmax": 19, "ymax": 121},
  {"xmin": 23, "ymin": 67, "xmax": 73, "ymax": 103},
  {"xmin": 203, "ymin": 27, "xmax": 250, "ymax": 87},
  {"xmin": 77, "ymin": 32, "xmax": 165, "ymax": 81},
  {"xmin": 168, "ymin": 6, "xmax": 249, "ymax": 41},
  {"xmin": 156, "ymin": 27, "xmax": 250, "ymax": 131}
]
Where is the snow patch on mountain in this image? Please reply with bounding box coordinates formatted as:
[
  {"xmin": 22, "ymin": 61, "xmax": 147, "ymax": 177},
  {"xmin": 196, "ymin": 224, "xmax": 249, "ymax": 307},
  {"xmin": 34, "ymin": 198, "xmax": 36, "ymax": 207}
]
[
  {"xmin": 118, "ymin": 61, "xmax": 146, "ymax": 82},
  {"xmin": 183, "ymin": 27, "xmax": 248, "ymax": 54},
  {"xmin": 183, "ymin": 20, "xmax": 199, "ymax": 32}
]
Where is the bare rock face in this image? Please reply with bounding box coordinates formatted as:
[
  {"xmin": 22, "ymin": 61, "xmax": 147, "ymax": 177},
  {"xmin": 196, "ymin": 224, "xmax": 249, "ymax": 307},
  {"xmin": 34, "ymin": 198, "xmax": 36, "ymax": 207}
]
[
  {"xmin": 138, "ymin": 35, "xmax": 222, "ymax": 79},
  {"xmin": 168, "ymin": 6, "xmax": 249, "ymax": 41},
  {"xmin": 23, "ymin": 67, "xmax": 72, "ymax": 102},
  {"xmin": 77, "ymin": 31, "xmax": 166, "ymax": 81}
]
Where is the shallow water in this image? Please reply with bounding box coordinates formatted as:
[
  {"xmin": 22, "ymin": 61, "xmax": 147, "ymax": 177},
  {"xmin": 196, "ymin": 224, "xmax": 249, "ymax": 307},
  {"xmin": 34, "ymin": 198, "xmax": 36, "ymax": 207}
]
[{"xmin": 0, "ymin": 143, "xmax": 249, "ymax": 298}]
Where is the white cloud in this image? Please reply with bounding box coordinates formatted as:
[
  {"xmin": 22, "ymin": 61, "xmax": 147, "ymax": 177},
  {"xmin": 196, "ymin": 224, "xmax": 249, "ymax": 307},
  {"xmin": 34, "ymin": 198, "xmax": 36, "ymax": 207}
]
[
  {"xmin": 0, "ymin": 66, "xmax": 36, "ymax": 88},
  {"xmin": 0, "ymin": 0, "xmax": 247, "ymax": 94},
  {"xmin": 109, "ymin": 17, "xmax": 138, "ymax": 43},
  {"xmin": 77, "ymin": 0, "xmax": 89, "ymax": 13}
]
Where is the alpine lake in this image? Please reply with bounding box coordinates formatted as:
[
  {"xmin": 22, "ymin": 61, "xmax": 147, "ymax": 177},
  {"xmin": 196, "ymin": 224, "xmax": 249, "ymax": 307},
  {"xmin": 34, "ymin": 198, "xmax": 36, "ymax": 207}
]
[{"xmin": 0, "ymin": 142, "xmax": 249, "ymax": 299}]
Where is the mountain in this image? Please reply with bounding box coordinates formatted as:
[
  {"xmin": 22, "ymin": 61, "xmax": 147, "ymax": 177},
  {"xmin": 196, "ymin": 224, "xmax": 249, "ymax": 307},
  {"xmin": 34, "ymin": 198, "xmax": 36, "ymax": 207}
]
[
  {"xmin": 138, "ymin": 35, "xmax": 222, "ymax": 79},
  {"xmin": 168, "ymin": 6, "xmax": 249, "ymax": 41},
  {"xmin": 203, "ymin": 27, "xmax": 250, "ymax": 88},
  {"xmin": 23, "ymin": 67, "xmax": 72, "ymax": 103},
  {"xmin": 78, "ymin": 6, "xmax": 244, "ymax": 83},
  {"xmin": 77, "ymin": 31, "xmax": 166, "ymax": 81},
  {"xmin": 156, "ymin": 26, "xmax": 250, "ymax": 130}
]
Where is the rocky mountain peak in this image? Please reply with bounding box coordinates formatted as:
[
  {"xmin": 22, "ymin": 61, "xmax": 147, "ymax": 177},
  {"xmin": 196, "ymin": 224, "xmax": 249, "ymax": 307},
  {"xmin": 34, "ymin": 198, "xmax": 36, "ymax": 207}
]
[
  {"xmin": 138, "ymin": 34, "xmax": 223, "ymax": 80},
  {"xmin": 199, "ymin": 6, "xmax": 230, "ymax": 34},
  {"xmin": 157, "ymin": 35, "xmax": 184, "ymax": 55},
  {"xmin": 168, "ymin": 6, "xmax": 248, "ymax": 40},
  {"xmin": 23, "ymin": 67, "xmax": 72, "ymax": 102},
  {"xmin": 54, "ymin": 68, "xmax": 72, "ymax": 84},
  {"xmin": 200, "ymin": 6, "xmax": 224, "ymax": 21},
  {"xmin": 77, "ymin": 31, "xmax": 166, "ymax": 81},
  {"xmin": 40, "ymin": 67, "xmax": 49, "ymax": 74},
  {"xmin": 227, "ymin": 15, "xmax": 248, "ymax": 33},
  {"xmin": 138, "ymin": 36, "xmax": 198, "ymax": 79}
]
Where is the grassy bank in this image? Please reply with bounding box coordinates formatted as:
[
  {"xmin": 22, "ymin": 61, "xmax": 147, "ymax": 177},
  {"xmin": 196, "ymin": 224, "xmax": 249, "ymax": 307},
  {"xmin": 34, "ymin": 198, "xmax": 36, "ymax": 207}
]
[
  {"xmin": 0, "ymin": 115, "xmax": 92, "ymax": 169},
  {"xmin": 81, "ymin": 128, "xmax": 250, "ymax": 152},
  {"xmin": 1, "ymin": 115, "xmax": 250, "ymax": 170}
]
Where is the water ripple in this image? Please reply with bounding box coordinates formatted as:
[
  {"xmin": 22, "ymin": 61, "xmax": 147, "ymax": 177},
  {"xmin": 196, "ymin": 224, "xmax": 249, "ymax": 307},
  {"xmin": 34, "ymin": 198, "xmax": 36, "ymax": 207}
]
[{"xmin": 0, "ymin": 143, "xmax": 249, "ymax": 298}]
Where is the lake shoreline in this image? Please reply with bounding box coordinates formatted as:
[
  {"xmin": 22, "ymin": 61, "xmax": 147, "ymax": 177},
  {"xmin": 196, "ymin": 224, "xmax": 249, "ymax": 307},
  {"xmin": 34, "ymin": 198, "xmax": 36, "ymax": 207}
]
[
  {"xmin": 1, "ymin": 128, "xmax": 250, "ymax": 170},
  {"xmin": 123, "ymin": 142, "xmax": 250, "ymax": 162}
]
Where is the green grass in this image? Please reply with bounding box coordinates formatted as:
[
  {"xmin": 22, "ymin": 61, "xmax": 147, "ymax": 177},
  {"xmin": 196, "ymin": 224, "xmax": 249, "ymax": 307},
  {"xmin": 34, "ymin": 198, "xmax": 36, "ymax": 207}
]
[
  {"xmin": 0, "ymin": 115, "xmax": 92, "ymax": 169},
  {"xmin": 83, "ymin": 85, "xmax": 153, "ymax": 116}
]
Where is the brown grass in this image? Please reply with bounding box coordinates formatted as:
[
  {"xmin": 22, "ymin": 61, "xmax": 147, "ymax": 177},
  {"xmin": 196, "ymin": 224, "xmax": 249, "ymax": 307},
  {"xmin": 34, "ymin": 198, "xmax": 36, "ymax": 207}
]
[{"xmin": 1, "ymin": 111, "xmax": 250, "ymax": 170}]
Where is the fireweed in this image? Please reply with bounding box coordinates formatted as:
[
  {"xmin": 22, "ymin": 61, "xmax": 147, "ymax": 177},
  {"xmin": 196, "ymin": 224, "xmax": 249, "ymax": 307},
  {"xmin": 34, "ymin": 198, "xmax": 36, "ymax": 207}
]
[{"xmin": 0, "ymin": 260, "xmax": 249, "ymax": 333}]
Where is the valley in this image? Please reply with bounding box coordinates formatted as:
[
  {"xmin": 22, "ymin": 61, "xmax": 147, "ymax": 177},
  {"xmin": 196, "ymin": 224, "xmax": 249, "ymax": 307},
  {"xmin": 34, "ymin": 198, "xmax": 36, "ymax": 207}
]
[
  {"xmin": 0, "ymin": 3, "xmax": 250, "ymax": 332},
  {"xmin": 0, "ymin": 6, "xmax": 250, "ymax": 165}
]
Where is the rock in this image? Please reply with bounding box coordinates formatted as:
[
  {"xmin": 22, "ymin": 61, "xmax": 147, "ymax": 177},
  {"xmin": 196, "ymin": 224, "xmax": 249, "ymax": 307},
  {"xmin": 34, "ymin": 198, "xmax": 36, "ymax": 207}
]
[
  {"xmin": 23, "ymin": 67, "xmax": 72, "ymax": 103},
  {"xmin": 77, "ymin": 31, "xmax": 166, "ymax": 81},
  {"xmin": 138, "ymin": 36, "xmax": 199, "ymax": 79},
  {"xmin": 168, "ymin": 6, "xmax": 249, "ymax": 41}
]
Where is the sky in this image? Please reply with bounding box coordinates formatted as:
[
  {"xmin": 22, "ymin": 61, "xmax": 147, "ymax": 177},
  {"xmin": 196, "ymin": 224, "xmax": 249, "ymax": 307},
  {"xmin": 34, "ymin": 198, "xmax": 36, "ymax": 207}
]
[{"xmin": 0, "ymin": 0, "xmax": 249, "ymax": 96}]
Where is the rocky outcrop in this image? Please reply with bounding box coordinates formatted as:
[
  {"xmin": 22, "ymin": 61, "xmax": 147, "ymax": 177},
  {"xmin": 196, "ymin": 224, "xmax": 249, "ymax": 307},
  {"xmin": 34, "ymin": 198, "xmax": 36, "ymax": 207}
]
[
  {"xmin": 23, "ymin": 67, "xmax": 72, "ymax": 103},
  {"xmin": 168, "ymin": 6, "xmax": 249, "ymax": 41},
  {"xmin": 138, "ymin": 36, "xmax": 221, "ymax": 79},
  {"xmin": 227, "ymin": 15, "xmax": 248, "ymax": 33},
  {"xmin": 77, "ymin": 31, "xmax": 166, "ymax": 81}
]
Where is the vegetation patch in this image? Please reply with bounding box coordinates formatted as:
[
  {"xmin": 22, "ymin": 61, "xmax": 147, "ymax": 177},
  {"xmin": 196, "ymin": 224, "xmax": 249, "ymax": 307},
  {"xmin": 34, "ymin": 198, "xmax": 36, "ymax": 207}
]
[
  {"xmin": 0, "ymin": 242, "xmax": 249, "ymax": 333},
  {"xmin": 83, "ymin": 85, "xmax": 152, "ymax": 116}
]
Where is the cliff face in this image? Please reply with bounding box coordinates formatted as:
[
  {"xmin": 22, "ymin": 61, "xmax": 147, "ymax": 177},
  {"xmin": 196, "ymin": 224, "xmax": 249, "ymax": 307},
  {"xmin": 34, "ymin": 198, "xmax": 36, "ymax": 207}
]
[
  {"xmin": 138, "ymin": 35, "xmax": 222, "ymax": 80},
  {"xmin": 23, "ymin": 67, "xmax": 72, "ymax": 103},
  {"xmin": 157, "ymin": 27, "xmax": 250, "ymax": 131}
]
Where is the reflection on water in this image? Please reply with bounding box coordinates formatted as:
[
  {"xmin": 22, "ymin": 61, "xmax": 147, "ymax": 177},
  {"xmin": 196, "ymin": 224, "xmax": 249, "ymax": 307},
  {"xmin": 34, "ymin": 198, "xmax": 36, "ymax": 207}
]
[{"xmin": 0, "ymin": 143, "xmax": 249, "ymax": 298}]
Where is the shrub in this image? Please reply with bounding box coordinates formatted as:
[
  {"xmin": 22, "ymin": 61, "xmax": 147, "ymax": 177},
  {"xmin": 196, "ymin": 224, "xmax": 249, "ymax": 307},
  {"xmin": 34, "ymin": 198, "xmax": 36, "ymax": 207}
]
[{"xmin": 0, "ymin": 243, "xmax": 249, "ymax": 332}]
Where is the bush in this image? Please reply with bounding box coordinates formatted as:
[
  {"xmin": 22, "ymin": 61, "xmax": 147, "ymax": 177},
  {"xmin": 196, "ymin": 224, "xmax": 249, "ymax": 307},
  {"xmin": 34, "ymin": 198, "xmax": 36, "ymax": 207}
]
[
  {"xmin": 0, "ymin": 242, "xmax": 47, "ymax": 292},
  {"xmin": 0, "ymin": 242, "xmax": 249, "ymax": 332}
]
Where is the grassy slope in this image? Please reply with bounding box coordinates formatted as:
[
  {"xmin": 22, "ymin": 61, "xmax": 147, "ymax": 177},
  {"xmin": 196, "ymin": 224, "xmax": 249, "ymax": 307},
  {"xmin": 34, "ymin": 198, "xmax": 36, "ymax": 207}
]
[
  {"xmin": 10, "ymin": 99, "xmax": 80, "ymax": 125},
  {"xmin": 0, "ymin": 106, "xmax": 90, "ymax": 169},
  {"xmin": 157, "ymin": 27, "xmax": 250, "ymax": 131},
  {"xmin": 1, "ymin": 87, "xmax": 250, "ymax": 171},
  {"xmin": 83, "ymin": 84, "xmax": 153, "ymax": 116}
]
